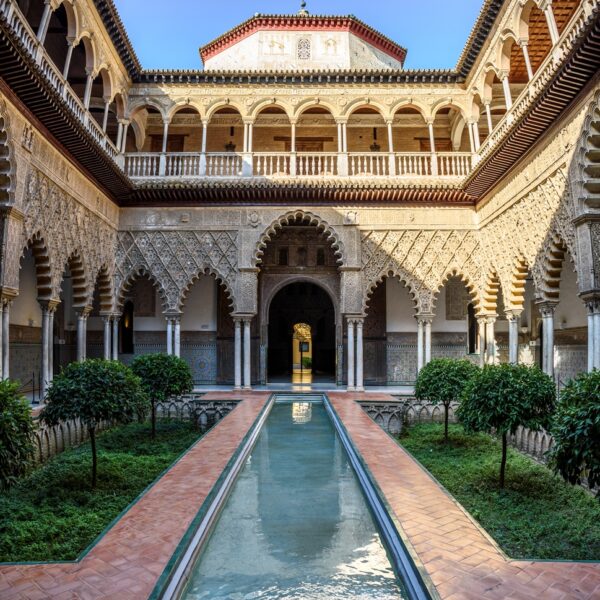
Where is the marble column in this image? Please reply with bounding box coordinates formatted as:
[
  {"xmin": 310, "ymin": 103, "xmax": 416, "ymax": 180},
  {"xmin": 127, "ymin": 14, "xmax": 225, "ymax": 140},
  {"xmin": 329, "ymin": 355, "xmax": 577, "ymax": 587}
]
[
  {"xmin": 36, "ymin": 0, "xmax": 53, "ymax": 44},
  {"xmin": 0, "ymin": 302, "xmax": 3, "ymax": 380},
  {"xmin": 62, "ymin": 38, "xmax": 75, "ymax": 79},
  {"xmin": 544, "ymin": 4, "xmax": 560, "ymax": 45},
  {"xmin": 485, "ymin": 316, "xmax": 497, "ymax": 365},
  {"xmin": 103, "ymin": 316, "xmax": 111, "ymax": 360},
  {"xmin": 174, "ymin": 317, "xmax": 181, "ymax": 358},
  {"xmin": 166, "ymin": 318, "xmax": 173, "ymax": 355},
  {"xmin": 48, "ymin": 308, "xmax": 55, "ymax": 384},
  {"xmin": 416, "ymin": 318, "xmax": 424, "ymax": 373},
  {"xmin": 355, "ymin": 318, "xmax": 364, "ymax": 392},
  {"xmin": 120, "ymin": 121, "xmax": 130, "ymax": 154},
  {"xmin": 1, "ymin": 301, "xmax": 9, "ymax": 380},
  {"xmin": 586, "ymin": 301, "xmax": 596, "ymax": 372},
  {"xmin": 112, "ymin": 316, "xmax": 119, "ymax": 360},
  {"xmin": 501, "ymin": 74, "xmax": 513, "ymax": 110},
  {"xmin": 76, "ymin": 310, "xmax": 89, "ymax": 362},
  {"xmin": 102, "ymin": 98, "xmax": 111, "ymax": 133},
  {"xmin": 234, "ymin": 318, "xmax": 242, "ymax": 390},
  {"xmin": 83, "ymin": 70, "xmax": 94, "ymax": 110},
  {"xmin": 243, "ymin": 318, "xmax": 252, "ymax": 390},
  {"xmin": 520, "ymin": 41, "xmax": 534, "ymax": 81},
  {"xmin": 347, "ymin": 318, "xmax": 355, "ymax": 391},
  {"xmin": 539, "ymin": 302, "xmax": 556, "ymax": 377},
  {"xmin": 477, "ymin": 317, "xmax": 486, "ymax": 367},
  {"xmin": 424, "ymin": 318, "xmax": 432, "ymax": 365},
  {"xmin": 507, "ymin": 311, "xmax": 520, "ymax": 365},
  {"xmin": 593, "ymin": 303, "xmax": 600, "ymax": 370},
  {"xmin": 484, "ymin": 102, "xmax": 493, "ymax": 133},
  {"xmin": 40, "ymin": 303, "xmax": 51, "ymax": 398}
]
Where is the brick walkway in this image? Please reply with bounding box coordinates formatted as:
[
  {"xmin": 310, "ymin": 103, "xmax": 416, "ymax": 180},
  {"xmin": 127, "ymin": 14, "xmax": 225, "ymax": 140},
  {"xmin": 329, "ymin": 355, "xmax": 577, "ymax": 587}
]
[
  {"xmin": 328, "ymin": 392, "xmax": 600, "ymax": 600},
  {"xmin": 0, "ymin": 392, "xmax": 270, "ymax": 600},
  {"xmin": 1, "ymin": 391, "xmax": 598, "ymax": 599}
]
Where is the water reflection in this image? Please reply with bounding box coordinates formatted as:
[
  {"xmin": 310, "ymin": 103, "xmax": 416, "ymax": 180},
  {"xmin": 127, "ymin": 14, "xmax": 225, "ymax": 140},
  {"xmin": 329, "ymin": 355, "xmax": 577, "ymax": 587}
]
[
  {"xmin": 181, "ymin": 402, "xmax": 404, "ymax": 599},
  {"xmin": 292, "ymin": 402, "xmax": 312, "ymax": 424}
]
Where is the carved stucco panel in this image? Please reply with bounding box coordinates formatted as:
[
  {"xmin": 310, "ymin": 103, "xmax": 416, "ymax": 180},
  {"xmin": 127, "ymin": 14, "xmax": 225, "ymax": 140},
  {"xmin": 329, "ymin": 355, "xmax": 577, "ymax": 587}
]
[
  {"xmin": 116, "ymin": 230, "xmax": 239, "ymax": 312},
  {"xmin": 13, "ymin": 168, "xmax": 117, "ymax": 301}
]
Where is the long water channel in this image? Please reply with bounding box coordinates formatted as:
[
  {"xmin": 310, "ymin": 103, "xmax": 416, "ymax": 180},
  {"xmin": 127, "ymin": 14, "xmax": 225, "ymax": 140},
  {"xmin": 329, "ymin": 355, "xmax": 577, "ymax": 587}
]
[{"xmin": 179, "ymin": 397, "xmax": 408, "ymax": 599}]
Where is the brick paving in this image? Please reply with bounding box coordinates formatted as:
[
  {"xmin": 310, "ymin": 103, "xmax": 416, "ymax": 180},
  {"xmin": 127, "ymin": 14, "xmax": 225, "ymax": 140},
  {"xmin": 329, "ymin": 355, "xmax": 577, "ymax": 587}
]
[
  {"xmin": 328, "ymin": 392, "xmax": 600, "ymax": 600},
  {"xmin": 0, "ymin": 392, "xmax": 270, "ymax": 600},
  {"xmin": 1, "ymin": 390, "xmax": 599, "ymax": 599}
]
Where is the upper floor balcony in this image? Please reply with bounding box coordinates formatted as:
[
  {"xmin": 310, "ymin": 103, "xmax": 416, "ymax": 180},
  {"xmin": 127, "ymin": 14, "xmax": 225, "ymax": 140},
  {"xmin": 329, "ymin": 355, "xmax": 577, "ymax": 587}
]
[{"xmin": 1, "ymin": 0, "xmax": 597, "ymax": 192}]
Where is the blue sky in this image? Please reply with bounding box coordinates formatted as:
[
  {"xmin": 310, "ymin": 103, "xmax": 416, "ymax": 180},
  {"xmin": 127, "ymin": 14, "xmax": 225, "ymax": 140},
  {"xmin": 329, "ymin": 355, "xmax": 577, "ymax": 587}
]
[{"xmin": 113, "ymin": 0, "xmax": 483, "ymax": 71}]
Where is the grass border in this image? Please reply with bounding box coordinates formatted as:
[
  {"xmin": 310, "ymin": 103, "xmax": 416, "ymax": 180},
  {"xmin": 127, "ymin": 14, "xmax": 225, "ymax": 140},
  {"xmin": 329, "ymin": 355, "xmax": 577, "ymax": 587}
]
[
  {"xmin": 394, "ymin": 422, "xmax": 600, "ymax": 565},
  {"xmin": 0, "ymin": 403, "xmax": 242, "ymax": 567}
]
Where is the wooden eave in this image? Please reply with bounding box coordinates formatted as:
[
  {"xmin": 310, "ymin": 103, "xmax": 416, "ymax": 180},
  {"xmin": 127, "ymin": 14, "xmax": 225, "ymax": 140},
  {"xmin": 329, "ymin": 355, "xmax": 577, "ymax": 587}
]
[
  {"xmin": 464, "ymin": 7, "xmax": 600, "ymax": 199},
  {"xmin": 0, "ymin": 13, "xmax": 131, "ymax": 200},
  {"xmin": 123, "ymin": 182, "xmax": 474, "ymax": 206}
]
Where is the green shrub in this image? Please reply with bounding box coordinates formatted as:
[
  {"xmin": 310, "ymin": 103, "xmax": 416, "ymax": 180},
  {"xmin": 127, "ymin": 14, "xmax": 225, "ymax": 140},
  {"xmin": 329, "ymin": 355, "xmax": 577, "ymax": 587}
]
[
  {"xmin": 415, "ymin": 358, "xmax": 479, "ymax": 442},
  {"xmin": 0, "ymin": 380, "xmax": 35, "ymax": 489},
  {"xmin": 458, "ymin": 364, "xmax": 555, "ymax": 488},
  {"xmin": 131, "ymin": 353, "xmax": 193, "ymax": 439},
  {"xmin": 549, "ymin": 369, "xmax": 600, "ymax": 498},
  {"xmin": 41, "ymin": 360, "xmax": 149, "ymax": 487},
  {"xmin": 301, "ymin": 356, "xmax": 312, "ymax": 369}
]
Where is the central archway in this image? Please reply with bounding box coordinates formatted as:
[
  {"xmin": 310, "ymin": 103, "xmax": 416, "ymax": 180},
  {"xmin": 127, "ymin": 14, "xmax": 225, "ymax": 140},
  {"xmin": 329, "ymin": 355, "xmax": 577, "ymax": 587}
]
[{"xmin": 267, "ymin": 281, "xmax": 336, "ymax": 382}]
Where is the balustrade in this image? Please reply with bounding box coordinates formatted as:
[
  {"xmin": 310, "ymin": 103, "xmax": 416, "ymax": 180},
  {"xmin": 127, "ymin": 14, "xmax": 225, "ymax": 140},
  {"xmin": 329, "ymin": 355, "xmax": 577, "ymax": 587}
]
[{"xmin": 0, "ymin": 0, "xmax": 119, "ymax": 157}]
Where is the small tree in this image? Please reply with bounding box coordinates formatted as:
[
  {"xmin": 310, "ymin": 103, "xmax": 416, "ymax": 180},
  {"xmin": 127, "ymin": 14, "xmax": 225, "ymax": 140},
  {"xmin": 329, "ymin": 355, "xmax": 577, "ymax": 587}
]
[
  {"xmin": 41, "ymin": 360, "xmax": 148, "ymax": 487},
  {"xmin": 131, "ymin": 353, "xmax": 193, "ymax": 439},
  {"xmin": 549, "ymin": 370, "xmax": 600, "ymax": 498},
  {"xmin": 458, "ymin": 364, "xmax": 555, "ymax": 488},
  {"xmin": 415, "ymin": 358, "xmax": 479, "ymax": 442},
  {"xmin": 0, "ymin": 380, "xmax": 35, "ymax": 488}
]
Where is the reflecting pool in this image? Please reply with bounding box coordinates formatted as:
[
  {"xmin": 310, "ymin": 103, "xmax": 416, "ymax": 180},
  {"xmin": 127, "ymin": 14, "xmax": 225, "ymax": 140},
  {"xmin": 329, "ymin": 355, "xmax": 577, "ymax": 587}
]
[{"xmin": 180, "ymin": 399, "xmax": 405, "ymax": 599}]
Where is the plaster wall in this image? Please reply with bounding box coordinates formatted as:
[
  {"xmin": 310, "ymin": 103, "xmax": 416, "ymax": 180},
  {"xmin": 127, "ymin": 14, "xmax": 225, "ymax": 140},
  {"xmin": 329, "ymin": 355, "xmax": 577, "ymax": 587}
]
[{"xmin": 203, "ymin": 30, "xmax": 403, "ymax": 71}]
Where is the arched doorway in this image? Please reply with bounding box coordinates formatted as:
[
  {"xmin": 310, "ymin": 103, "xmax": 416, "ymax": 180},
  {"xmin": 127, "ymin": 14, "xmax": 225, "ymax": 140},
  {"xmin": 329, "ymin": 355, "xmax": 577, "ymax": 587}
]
[{"xmin": 267, "ymin": 282, "xmax": 335, "ymax": 383}]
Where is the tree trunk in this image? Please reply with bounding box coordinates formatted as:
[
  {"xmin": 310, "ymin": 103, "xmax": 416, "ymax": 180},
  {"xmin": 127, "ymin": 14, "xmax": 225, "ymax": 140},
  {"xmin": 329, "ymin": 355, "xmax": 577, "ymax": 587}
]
[
  {"xmin": 89, "ymin": 427, "xmax": 97, "ymax": 488},
  {"xmin": 500, "ymin": 431, "xmax": 507, "ymax": 488},
  {"xmin": 151, "ymin": 400, "xmax": 156, "ymax": 440},
  {"xmin": 444, "ymin": 403, "xmax": 449, "ymax": 443}
]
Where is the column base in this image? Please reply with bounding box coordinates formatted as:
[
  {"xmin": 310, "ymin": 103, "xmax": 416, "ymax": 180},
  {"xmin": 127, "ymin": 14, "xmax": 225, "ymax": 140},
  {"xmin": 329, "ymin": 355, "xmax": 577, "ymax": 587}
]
[
  {"xmin": 243, "ymin": 385, "xmax": 252, "ymax": 391},
  {"xmin": 355, "ymin": 386, "xmax": 365, "ymax": 392},
  {"xmin": 346, "ymin": 386, "xmax": 355, "ymax": 392},
  {"xmin": 233, "ymin": 385, "xmax": 242, "ymax": 391}
]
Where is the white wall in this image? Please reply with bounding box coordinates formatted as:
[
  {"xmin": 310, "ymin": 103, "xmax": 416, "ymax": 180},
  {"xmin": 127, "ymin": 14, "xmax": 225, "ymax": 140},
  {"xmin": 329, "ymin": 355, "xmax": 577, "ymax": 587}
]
[
  {"xmin": 181, "ymin": 277, "xmax": 217, "ymax": 331},
  {"xmin": 386, "ymin": 278, "xmax": 417, "ymax": 332},
  {"xmin": 11, "ymin": 253, "xmax": 41, "ymax": 327},
  {"xmin": 204, "ymin": 30, "xmax": 403, "ymax": 71},
  {"xmin": 556, "ymin": 257, "xmax": 587, "ymax": 328}
]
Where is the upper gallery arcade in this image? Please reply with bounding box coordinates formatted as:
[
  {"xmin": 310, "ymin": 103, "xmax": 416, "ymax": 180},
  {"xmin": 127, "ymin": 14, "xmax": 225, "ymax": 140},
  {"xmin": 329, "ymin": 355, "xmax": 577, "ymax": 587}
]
[{"xmin": 0, "ymin": 0, "xmax": 599, "ymax": 392}]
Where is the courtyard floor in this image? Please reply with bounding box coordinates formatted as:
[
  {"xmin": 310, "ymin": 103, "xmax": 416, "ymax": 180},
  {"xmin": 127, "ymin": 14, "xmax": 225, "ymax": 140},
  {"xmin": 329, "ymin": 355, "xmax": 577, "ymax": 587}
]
[{"xmin": 0, "ymin": 392, "xmax": 598, "ymax": 599}]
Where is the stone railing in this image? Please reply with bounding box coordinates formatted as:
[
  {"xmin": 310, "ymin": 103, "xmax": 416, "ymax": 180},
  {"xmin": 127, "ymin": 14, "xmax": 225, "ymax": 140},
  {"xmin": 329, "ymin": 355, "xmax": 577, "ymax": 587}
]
[
  {"xmin": 0, "ymin": 0, "xmax": 120, "ymax": 158},
  {"xmin": 124, "ymin": 150, "xmax": 473, "ymax": 181},
  {"xmin": 33, "ymin": 416, "xmax": 113, "ymax": 464},
  {"xmin": 476, "ymin": 0, "xmax": 594, "ymax": 161},
  {"xmin": 31, "ymin": 395, "xmax": 239, "ymax": 464},
  {"xmin": 361, "ymin": 397, "xmax": 555, "ymax": 464}
]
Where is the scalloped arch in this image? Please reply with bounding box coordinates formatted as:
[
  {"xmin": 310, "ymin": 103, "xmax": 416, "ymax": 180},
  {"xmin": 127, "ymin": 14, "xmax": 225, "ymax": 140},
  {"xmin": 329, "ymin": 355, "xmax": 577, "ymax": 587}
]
[
  {"xmin": 0, "ymin": 99, "xmax": 15, "ymax": 205},
  {"xmin": 253, "ymin": 210, "xmax": 344, "ymax": 267},
  {"xmin": 116, "ymin": 267, "xmax": 169, "ymax": 313},
  {"xmin": 177, "ymin": 268, "xmax": 236, "ymax": 313},
  {"xmin": 22, "ymin": 232, "xmax": 53, "ymax": 301},
  {"xmin": 362, "ymin": 270, "xmax": 420, "ymax": 315},
  {"xmin": 433, "ymin": 268, "xmax": 482, "ymax": 314}
]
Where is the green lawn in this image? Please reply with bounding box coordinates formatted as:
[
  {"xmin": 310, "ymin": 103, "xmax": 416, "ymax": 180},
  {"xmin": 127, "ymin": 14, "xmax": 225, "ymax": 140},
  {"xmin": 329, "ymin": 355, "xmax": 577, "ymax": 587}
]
[
  {"xmin": 399, "ymin": 423, "xmax": 600, "ymax": 561},
  {"xmin": 0, "ymin": 421, "xmax": 201, "ymax": 562}
]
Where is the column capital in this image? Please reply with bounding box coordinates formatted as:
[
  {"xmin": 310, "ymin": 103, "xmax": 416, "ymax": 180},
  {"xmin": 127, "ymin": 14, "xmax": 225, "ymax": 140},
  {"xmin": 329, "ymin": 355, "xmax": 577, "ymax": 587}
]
[
  {"xmin": 517, "ymin": 37, "xmax": 529, "ymax": 48},
  {"xmin": 335, "ymin": 118, "xmax": 349, "ymax": 125},
  {"xmin": 536, "ymin": 300, "xmax": 558, "ymax": 316},
  {"xmin": 39, "ymin": 299, "xmax": 60, "ymax": 313},
  {"xmin": 505, "ymin": 309, "xmax": 523, "ymax": 322},
  {"xmin": 416, "ymin": 313, "xmax": 434, "ymax": 324},
  {"xmin": 76, "ymin": 306, "xmax": 93, "ymax": 319}
]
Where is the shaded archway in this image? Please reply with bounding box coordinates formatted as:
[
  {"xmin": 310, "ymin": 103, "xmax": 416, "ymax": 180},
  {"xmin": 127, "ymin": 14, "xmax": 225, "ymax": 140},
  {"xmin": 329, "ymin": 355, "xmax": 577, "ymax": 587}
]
[{"xmin": 267, "ymin": 282, "xmax": 335, "ymax": 382}]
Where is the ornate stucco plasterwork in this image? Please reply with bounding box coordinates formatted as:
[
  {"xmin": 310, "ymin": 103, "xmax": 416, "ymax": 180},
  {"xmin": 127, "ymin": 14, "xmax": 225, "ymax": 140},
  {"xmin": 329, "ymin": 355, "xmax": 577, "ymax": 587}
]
[
  {"xmin": 361, "ymin": 229, "xmax": 481, "ymax": 314},
  {"xmin": 14, "ymin": 167, "xmax": 117, "ymax": 303},
  {"xmin": 115, "ymin": 230, "xmax": 238, "ymax": 312}
]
